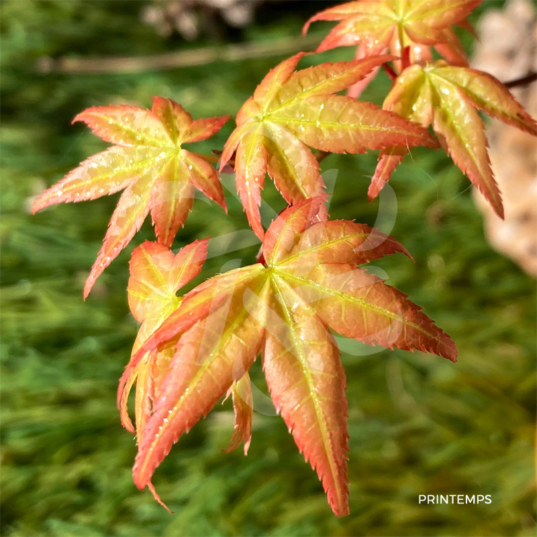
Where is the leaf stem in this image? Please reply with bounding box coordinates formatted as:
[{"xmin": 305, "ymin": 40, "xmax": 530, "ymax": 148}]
[{"xmin": 401, "ymin": 46, "xmax": 411, "ymax": 71}]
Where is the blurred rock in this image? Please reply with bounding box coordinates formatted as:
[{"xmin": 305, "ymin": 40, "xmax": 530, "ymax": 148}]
[
  {"xmin": 141, "ymin": 0, "xmax": 266, "ymax": 40},
  {"xmin": 472, "ymin": 0, "xmax": 537, "ymax": 277}
]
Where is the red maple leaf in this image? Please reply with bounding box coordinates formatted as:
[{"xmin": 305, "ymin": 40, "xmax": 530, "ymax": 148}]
[{"xmin": 304, "ymin": 0, "xmax": 481, "ymax": 96}]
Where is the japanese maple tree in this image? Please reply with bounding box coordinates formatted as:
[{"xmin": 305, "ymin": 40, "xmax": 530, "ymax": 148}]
[{"xmin": 32, "ymin": 0, "xmax": 537, "ymax": 517}]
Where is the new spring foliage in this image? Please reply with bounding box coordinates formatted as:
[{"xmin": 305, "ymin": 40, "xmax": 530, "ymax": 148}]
[{"xmin": 31, "ymin": 0, "xmax": 537, "ymax": 517}]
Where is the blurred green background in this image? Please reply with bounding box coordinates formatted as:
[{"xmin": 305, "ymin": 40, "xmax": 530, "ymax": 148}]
[{"xmin": 1, "ymin": 1, "xmax": 535, "ymax": 536}]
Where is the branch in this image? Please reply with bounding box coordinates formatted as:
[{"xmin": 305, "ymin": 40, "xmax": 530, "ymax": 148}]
[
  {"xmin": 504, "ymin": 72, "xmax": 537, "ymax": 89},
  {"xmin": 37, "ymin": 35, "xmax": 322, "ymax": 75}
]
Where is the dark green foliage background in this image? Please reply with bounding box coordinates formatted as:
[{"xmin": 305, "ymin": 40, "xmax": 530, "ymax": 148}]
[{"xmin": 1, "ymin": 1, "xmax": 535, "ymax": 535}]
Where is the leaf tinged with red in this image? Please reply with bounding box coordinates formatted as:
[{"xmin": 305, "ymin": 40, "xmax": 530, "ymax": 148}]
[
  {"xmin": 263, "ymin": 196, "xmax": 328, "ymax": 265},
  {"xmin": 30, "ymin": 147, "xmax": 149, "ymax": 213},
  {"xmin": 131, "ymin": 265, "xmax": 267, "ymax": 370},
  {"xmin": 276, "ymin": 95, "xmax": 438, "ymax": 154},
  {"xmin": 264, "ymin": 285, "xmax": 349, "ymax": 516},
  {"xmin": 149, "ymin": 158, "xmax": 194, "ymax": 249},
  {"xmin": 347, "ymin": 44, "xmax": 385, "ymax": 99},
  {"xmin": 224, "ymin": 373, "xmax": 254, "ymax": 455},
  {"xmin": 129, "ymin": 198, "xmax": 457, "ymax": 515},
  {"xmin": 271, "ymin": 55, "xmax": 396, "ymax": 104},
  {"xmin": 287, "ymin": 263, "xmax": 457, "ymax": 361},
  {"xmin": 434, "ymin": 28, "xmax": 468, "ymax": 66},
  {"xmin": 434, "ymin": 67, "xmax": 537, "ymax": 136},
  {"xmin": 118, "ymin": 365, "xmax": 138, "ymax": 433},
  {"xmin": 118, "ymin": 240, "xmax": 208, "ymax": 442},
  {"xmin": 234, "ymin": 128, "xmax": 268, "ymax": 240},
  {"xmin": 264, "ymin": 124, "xmax": 324, "ymax": 207},
  {"xmin": 370, "ymin": 62, "xmax": 537, "ymax": 216},
  {"xmin": 127, "ymin": 239, "xmax": 209, "ymax": 323},
  {"xmin": 304, "ymin": 0, "xmax": 481, "ymax": 78},
  {"xmin": 368, "ymin": 146, "xmax": 406, "ymax": 201},
  {"xmin": 253, "ymin": 52, "xmax": 306, "ymax": 112},
  {"xmin": 73, "ymin": 105, "xmax": 171, "ymax": 146},
  {"xmin": 133, "ymin": 276, "xmax": 270, "ymax": 490},
  {"xmin": 280, "ymin": 219, "xmax": 412, "ymax": 269},
  {"xmin": 183, "ymin": 151, "xmax": 227, "ymax": 210},
  {"xmin": 33, "ymin": 98, "xmax": 228, "ymax": 297},
  {"xmin": 430, "ymin": 84, "xmax": 504, "ymax": 218},
  {"xmin": 221, "ymin": 54, "xmax": 435, "ymax": 238},
  {"xmin": 84, "ymin": 171, "xmax": 154, "ymax": 299}
]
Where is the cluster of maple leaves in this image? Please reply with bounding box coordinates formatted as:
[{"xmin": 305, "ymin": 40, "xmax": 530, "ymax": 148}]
[{"xmin": 33, "ymin": 0, "xmax": 537, "ymax": 516}]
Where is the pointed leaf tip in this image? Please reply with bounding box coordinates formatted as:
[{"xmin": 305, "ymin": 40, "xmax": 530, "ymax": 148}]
[
  {"xmin": 147, "ymin": 482, "xmax": 173, "ymax": 514},
  {"xmin": 224, "ymin": 373, "xmax": 253, "ymax": 455},
  {"xmin": 119, "ymin": 238, "xmax": 210, "ymax": 448},
  {"xmin": 264, "ymin": 286, "xmax": 349, "ymax": 517},
  {"xmin": 378, "ymin": 61, "xmax": 535, "ymax": 217},
  {"xmin": 132, "ymin": 276, "xmax": 268, "ymax": 490},
  {"xmin": 263, "ymin": 196, "xmax": 328, "ymax": 265}
]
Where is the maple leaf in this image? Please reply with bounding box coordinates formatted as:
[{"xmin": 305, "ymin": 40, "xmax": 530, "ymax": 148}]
[
  {"xmin": 368, "ymin": 62, "xmax": 537, "ymax": 217},
  {"xmin": 32, "ymin": 97, "xmax": 229, "ymax": 298},
  {"xmin": 304, "ymin": 0, "xmax": 481, "ymax": 91},
  {"xmin": 220, "ymin": 53, "xmax": 438, "ymax": 239},
  {"xmin": 117, "ymin": 239, "xmax": 209, "ymax": 510},
  {"xmin": 118, "ymin": 239, "xmax": 208, "ymax": 442},
  {"xmin": 127, "ymin": 197, "xmax": 457, "ymax": 516}
]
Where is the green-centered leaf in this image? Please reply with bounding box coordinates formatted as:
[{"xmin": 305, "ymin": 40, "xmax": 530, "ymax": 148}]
[
  {"xmin": 265, "ymin": 280, "xmax": 349, "ymax": 516},
  {"xmin": 234, "ymin": 127, "xmax": 268, "ymax": 241},
  {"xmin": 33, "ymin": 97, "xmax": 228, "ymax": 297},
  {"xmin": 129, "ymin": 198, "xmax": 456, "ymax": 516},
  {"xmin": 118, "ymin": 239, "xmax": 208, "ymax": 442},
  {"xmin": 132, "ymin": 273, "xmax": 270, "ymax": 492},
  {"xmin": 304, "ymin": 0, "xmax": 481, "ymax": 75},
  {"xmin": 221, "ymin": 54, "xmax": 437, "ymax": 238},
  {"xmin": 370, "ymin": 62, "xmax": 537, "ymax": 216}
]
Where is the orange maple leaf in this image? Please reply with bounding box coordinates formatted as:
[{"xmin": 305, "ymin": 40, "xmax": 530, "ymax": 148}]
[
  {"xmin": 125, "ymin": 197, "xmax": 456, "ymax": 516},
  {"xmin": 221, "ymin": 53, "xmax": 438, "ymax": 239},
  {"xmin": 33, "ymin": 98, "xmax": 229, "ymax": 297},
  {"xmin": 369, "ymin": 62, "xmax": 537, "ymax": 217}
]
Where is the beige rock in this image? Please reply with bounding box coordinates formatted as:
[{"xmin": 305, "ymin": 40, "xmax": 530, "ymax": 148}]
[{"xmin": 472, "ymin": 0, "xmax": 537, "ymax": 277}]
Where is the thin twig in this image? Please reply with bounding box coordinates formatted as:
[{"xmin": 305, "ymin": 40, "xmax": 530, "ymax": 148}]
[
  {"xmin": 37, "ymin": 35, "xmax": 322, "ymax": 75},
  {"xmin": 504, "ymin": 72, "xmax": 537, "ymax": 88}
]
